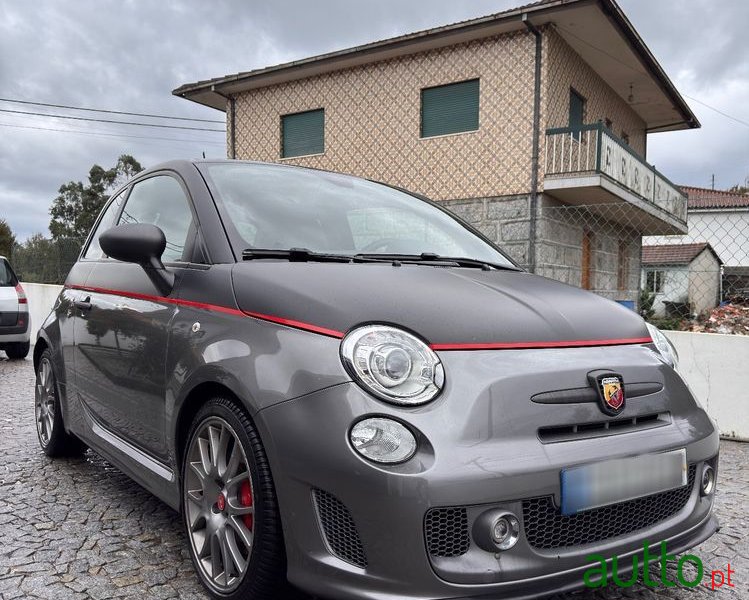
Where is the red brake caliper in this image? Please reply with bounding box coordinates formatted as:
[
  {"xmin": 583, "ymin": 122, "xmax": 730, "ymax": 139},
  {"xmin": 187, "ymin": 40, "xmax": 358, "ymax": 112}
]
[{"xmin": 240, "ymin": 480, "xmax": 253, "ymax": 530}]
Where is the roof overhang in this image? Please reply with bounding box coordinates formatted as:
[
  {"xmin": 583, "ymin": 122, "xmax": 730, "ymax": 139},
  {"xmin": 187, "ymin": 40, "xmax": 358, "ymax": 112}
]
[{"xmin": 174, "ymin": 0, "xmax": 698, "ymax": 133}]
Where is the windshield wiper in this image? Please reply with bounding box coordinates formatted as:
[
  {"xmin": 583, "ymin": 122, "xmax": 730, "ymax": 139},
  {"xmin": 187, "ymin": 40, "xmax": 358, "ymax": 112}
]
[
  {"xmin": 354, "ymin": 252, "xmax": 520, "ymax": 271},
  {"xmin": 242, "ymin": 248, "xmax": 354, "ymax": 263}
]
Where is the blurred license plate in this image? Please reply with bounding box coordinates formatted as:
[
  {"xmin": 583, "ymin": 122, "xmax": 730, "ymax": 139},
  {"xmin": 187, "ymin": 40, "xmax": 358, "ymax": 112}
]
[{"xmin": 560, "ymin": 449, "xmax": 687, "ymax": 516}]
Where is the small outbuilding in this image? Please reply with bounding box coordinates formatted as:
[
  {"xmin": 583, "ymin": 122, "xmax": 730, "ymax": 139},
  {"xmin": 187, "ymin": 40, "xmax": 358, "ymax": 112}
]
[{"xmin": 641, "ymin": 242, "xmax": 722, "ymax": 317}]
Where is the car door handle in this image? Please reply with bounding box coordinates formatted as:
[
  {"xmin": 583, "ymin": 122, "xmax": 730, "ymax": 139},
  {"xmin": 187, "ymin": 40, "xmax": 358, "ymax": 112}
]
[{"xmin": 74, "ymin": 297, "xmax": 92, "ymax": 312}]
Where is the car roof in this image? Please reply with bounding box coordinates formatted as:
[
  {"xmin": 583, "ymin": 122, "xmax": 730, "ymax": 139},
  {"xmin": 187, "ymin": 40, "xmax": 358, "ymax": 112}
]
[{"xmin": 142, "ymin": 158, "xmax": 356, "ymax": 178}]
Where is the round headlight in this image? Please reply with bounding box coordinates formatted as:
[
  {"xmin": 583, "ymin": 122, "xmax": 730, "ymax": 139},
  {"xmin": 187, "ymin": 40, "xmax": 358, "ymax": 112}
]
[
  {"xmin": 646, "ymin": 323, "xmax": 678, "ymax": 369},
  {"xmin": 350, "ymin": 417, "xmax": 417, "ymax": 464},
  {"xmin": 341, "ymin": 325, "xmax": 444, "ymax": 405}
]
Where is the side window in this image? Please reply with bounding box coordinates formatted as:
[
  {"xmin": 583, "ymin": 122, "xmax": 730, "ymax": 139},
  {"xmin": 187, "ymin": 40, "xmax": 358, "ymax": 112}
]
[
  {"xmin": 118, "ymin": 175, "xmax": 194, "ymax": 263},
  {"xmin": 84, "ymin": 191, "xmax": 126, "ymax": 259},
  {"xmin": 0, "ymin": 259, "xmax": 17, "ymax": 286}
]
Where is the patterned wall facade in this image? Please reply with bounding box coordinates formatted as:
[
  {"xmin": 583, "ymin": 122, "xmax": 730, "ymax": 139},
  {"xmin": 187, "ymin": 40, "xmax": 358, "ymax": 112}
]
[
  {"xmin": 228, "ymin": 24, "xmax": 655, "ymax": 300},
  {"xmin": 543, "ymin": 28, "xmax": 647, "ymax": 158},
  {"xmin": 232, "ymin": 30, "xmax": 536, "ymax": 201},
  {"xmin": 230, "ymin": 27, "xmax": 649, "ymax": 202}
]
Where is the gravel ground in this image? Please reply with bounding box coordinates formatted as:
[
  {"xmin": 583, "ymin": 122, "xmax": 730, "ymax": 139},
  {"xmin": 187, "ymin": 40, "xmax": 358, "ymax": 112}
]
[{"xmin": 0, "ymin": 353, "xmax": 746, "ymax": 599}]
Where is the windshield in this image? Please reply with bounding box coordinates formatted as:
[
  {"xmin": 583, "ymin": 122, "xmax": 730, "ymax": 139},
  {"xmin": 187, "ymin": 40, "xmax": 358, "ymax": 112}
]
[
  {"xmin": 203, "ymin": 162, "xmax": 515, "ymax": 267},
  {"xmin": 0, "ymin": 259, "xmax": 17, "ymax": 287}
]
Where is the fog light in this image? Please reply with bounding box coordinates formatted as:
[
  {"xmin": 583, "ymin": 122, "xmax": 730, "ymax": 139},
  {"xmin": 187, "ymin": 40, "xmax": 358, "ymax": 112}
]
[
  {"xmin": 491, "ymin": 514, "xmax": 520, "ymax": 550},
  {"xmin": 473, "ymin": 509, "xmax": 521, "ymax": 552},
  {"xmin": 700, "ymin": 464, "xmax": 715, "ymax": 496},
  {"xmin": 349, "ymin": 417, "xmax": 417, "ymax": 464}
]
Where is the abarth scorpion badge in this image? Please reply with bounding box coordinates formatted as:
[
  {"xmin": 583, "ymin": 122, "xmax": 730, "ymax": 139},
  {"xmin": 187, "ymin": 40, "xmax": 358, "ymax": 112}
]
[{"xmin": 590, "ymin": 372, "xmax": 626, "ymax": 416}]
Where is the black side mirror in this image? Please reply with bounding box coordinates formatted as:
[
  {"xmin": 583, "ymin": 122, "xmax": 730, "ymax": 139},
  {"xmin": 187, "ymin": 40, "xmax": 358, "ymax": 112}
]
[{"xmin": 100, "ymin": 223, "xmax": 175, "ymax": 296}]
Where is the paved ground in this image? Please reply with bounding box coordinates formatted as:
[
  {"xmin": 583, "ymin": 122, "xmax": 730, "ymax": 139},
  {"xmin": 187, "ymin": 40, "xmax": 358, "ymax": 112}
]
[{"xmin": 0, "ymin": 353, "xmax": 746, "ymax": 599}]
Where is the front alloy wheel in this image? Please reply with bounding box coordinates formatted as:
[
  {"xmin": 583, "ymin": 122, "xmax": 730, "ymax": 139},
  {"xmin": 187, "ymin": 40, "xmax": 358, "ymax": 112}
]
[
  {"xmin": 182, "ymin": 397, "xmax": 288, "ymax": 600},
  {"xmin": 34, "ymin": 351, "xmax": 85, "ymax": 457},
  {"xmin": 35, "ymin": 357, "xmax": 56, "ymax": 447},
  {"xmin": 185, "ymin": 417, "xmax": 255, "ymax": 592}
]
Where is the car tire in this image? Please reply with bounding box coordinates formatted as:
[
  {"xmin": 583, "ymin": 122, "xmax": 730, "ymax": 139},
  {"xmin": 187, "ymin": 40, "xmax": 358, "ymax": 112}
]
[
  {"xmin": 6, "ymin": 341, "xmax": 30, "ymax": 360},
  {"xmin": 182, "ymin": 396, "xmax": 292, "ymax": 600},
  {"xmin": 35, "ymin": 350, "xmax": 86, "ymax": 457}
]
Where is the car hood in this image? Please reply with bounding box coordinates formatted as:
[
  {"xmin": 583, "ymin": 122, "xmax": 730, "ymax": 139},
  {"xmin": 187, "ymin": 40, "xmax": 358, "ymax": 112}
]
[{"xmin": 231, "ymin": 262, "xmax": 649, "ymax": 346}]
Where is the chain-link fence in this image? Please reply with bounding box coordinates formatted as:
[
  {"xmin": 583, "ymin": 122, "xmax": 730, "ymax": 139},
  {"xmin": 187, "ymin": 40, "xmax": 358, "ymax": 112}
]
[
  {"xmin": 522, "ymin": 199, "xmax": 749, "ymax": 334},
  {"xmin": 12, "ymin": 238, "xmax": 83, "ymax": 285},
  {"xmin": 7, "ymin": 190, "xmax": 748, "ymax": 335}
]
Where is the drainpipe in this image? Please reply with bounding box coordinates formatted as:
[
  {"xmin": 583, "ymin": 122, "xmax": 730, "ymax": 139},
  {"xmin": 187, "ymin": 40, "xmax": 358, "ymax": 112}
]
[
  {"xmin": 523, "ymin": 14, "xmax": 542, "ymax": 274},
  {"xmin": 212, "ymin": 86, "xmax": 236, "ymax": 159}
]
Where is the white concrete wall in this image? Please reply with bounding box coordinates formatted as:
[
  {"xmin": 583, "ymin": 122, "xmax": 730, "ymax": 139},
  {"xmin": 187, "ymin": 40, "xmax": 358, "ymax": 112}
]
[
  {"xmin": 21, "ymin": 283, "xmax": 63, "ymax": 344},
  {"xmin": 664, "ymin": 330, "xmax": 749, "ymax": 441},
  {"xmin": 21, "ymin": 283, "xmax": 747, "ymax": 440},
  {"xmin": 645, "ymin": 208, "xmax": 749, "ymax": 267}
]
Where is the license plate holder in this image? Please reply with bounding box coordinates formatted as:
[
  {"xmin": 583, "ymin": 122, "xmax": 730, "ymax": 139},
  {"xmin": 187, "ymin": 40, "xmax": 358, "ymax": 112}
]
[{"xmin": 560, "ymin": 449, "xmax": 687, "ymax": 516}]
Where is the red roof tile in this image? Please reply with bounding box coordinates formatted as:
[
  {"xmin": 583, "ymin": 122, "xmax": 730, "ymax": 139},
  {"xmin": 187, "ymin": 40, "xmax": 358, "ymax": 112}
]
[
  {"xmin": 682, "ymin": 186, "xmax": 749, "ymax": 209},
  {"xmin": 641, "ymin": 243, "xmax": 716, "ymax": 265}
]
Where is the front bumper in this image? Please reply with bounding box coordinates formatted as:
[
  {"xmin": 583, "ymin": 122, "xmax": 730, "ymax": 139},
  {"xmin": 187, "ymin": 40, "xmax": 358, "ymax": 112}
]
[{"xmin": 257, "ymin": 345, "xmax": 720, "ymax": 600}]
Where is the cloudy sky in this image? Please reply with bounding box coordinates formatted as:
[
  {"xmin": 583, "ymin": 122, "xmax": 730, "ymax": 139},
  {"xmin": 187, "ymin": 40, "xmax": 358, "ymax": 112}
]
[{"xmin": 1, "ymin": 0, "xmax": 747, "ymax": 241}]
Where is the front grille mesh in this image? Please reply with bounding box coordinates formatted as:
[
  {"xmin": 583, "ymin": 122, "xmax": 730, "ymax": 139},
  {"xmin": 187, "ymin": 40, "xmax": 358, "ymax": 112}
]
[
  {"xmin": 313, "ymin": 488, "xmax": 367, "ymax": 568},
  {"xmin": 523, "ymin": 465, "xmax": 696, "ymax": 549},
  {"xmin": 425, "ymin": 507, "xmax": 470, "ymax": 557}
]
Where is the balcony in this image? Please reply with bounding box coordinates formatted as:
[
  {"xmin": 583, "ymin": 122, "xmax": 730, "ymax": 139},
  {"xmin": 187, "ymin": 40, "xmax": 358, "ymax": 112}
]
[{"xmin": 543, "ymin": 123, "xmax": 687, "ymax": 234}]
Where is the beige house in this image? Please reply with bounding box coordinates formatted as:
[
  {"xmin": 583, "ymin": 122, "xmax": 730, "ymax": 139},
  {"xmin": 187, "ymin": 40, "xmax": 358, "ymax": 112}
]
[{"xmin": 175, "ymin": 0, "xmax": 698, "ymax": 303}]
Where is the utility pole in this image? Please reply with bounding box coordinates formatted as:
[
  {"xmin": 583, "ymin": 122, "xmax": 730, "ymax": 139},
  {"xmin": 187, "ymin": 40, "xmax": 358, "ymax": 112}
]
[{"xmin": 711, "ymin": 174, "xmax": 715, "ymax": 190}]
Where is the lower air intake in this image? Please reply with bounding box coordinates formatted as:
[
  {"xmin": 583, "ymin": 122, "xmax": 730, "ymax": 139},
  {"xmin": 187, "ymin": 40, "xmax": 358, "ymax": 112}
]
[
  {"xmin": 523, "ymin": 465, "xmax": 696, "ymax": 549},
  {"xmin": 313, "ymin": 488, "xmax": 367, "ymax": 568},
  {"xmin": 424, "ymin": 507, "xmax": 470, "ymax": 557}
]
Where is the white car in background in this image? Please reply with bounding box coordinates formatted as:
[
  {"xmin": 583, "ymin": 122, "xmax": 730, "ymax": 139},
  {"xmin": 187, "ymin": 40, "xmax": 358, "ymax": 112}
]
[{"xmin": 0, "ymin": 256, "xmax": 30, "ymax": 359}]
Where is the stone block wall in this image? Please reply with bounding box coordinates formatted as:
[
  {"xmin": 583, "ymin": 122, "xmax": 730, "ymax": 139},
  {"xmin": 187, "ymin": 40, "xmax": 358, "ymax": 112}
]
[
  {"xmin": 443, "ymin": 193, "xmax": 642, "ymax": 303},
  {"xmin": 443, "ymin": 195, "xmax": 531, "ymax": 268}
]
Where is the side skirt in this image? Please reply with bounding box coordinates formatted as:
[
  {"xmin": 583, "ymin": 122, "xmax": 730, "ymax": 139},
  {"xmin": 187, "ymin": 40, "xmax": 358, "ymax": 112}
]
[{"xmin": 78, "ymin": 402, "xmax": 181, "ymax": 511}]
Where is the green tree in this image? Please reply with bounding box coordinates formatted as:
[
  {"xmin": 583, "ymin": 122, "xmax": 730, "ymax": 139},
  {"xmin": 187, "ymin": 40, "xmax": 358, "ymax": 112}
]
[
  {"xmin": 0, "ymin": 219, "xmax": 16, "ymax": 258},
  {"xmin": 727, "ymin": 183, "xmax": 748, "ymax": 195},
  {"xmin": 11, "ymin": 234, "xmax": 82, "ymax": 284},
  {"xmin": 49, "ymin": 154, "xmax": 142, "ymax": 240}
]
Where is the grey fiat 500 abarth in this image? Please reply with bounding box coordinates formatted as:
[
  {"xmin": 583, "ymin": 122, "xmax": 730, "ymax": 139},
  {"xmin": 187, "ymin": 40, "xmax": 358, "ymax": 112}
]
[{"xmin": 35, "ymin": 160, "xmax": 719, "ymax": 600}]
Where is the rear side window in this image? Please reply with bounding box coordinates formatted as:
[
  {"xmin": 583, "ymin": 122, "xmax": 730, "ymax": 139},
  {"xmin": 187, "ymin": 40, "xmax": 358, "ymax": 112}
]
[
  {"xmin": 0, "ymin": 259, "xmax": 17, "ymax": 286},
  {"xmin": 117, "ymin": 175, "xmax": 194, "ymax": 263},
  {"xmin": 84, "ymin": 190, "xmax": 126, "ymax": 259}
]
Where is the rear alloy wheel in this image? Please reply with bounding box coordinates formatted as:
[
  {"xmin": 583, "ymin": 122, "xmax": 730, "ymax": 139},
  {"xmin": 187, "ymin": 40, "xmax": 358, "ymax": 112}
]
[
  {"xmin": 182, "ymin": 398, "xmax": 288, "ymax": 599},
  {"xmin": 6, "ymin": 341, "xmax": 30, "ymax": 360},
  {"xmin": 35, "ymin": 351, "xmax": 85, "ymax": 457}
]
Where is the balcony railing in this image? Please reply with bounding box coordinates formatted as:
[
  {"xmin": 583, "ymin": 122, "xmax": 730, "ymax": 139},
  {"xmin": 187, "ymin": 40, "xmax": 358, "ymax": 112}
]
[{"xmin": 544, "ymin": 123, "xmax": 687, "ymax": 224}]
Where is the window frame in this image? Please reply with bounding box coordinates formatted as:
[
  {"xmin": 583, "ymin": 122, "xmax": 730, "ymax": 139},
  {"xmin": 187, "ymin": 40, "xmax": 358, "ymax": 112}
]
[
  {"xmin": 280, "ymin": 108, "xmax": 325, "ymax": 159},
  {"xmin": 80, "ymin": 187, "xmax": 132, "ymax": 262},
  {"xmin": 420, "ymin": 78, "xmax": 481, "ymax": 139},
  {"xmin": 569, "ymin": 87, "xmax": 586, "ymax": 137},
  {"xmin": 0, "ymin": 258, "xmax": 19, "ymax": 287},
  {"xmin": 581, "ymin": 229, "xmax": 594, "ymax": 290},
  {"xmin": 80, "ymin": 171, "xmax": 205, "ymax": 265},
  {"xmin": 645, "ymin": 269, "xmax": 666, "ymax": 295},
  {"xmin": 617, "ymin": 239, "xmax": 629, "ymax": 291}
]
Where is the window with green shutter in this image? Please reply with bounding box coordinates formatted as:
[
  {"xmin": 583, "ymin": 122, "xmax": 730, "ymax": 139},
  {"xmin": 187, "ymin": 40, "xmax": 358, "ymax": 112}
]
[
  {"xmin": 281, "ymin": 109, "xmax": 324, "ymax": 158},
  {"xmin": 420, "ymin": 79, "xmax": 480, "ymax": 138}
]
